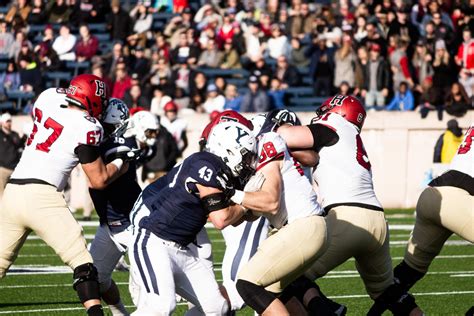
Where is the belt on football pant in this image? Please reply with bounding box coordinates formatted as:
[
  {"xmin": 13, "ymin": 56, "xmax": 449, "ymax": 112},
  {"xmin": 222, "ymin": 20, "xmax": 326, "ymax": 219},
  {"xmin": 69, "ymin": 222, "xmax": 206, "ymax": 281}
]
[
  {"xmin": 147, "ymin": 230, "xmax": 188, "ymax": 251},
  {"xmin": 323, "ymin": 202, "xmax": 384, "ymax": 215},
  {"xmin": 8, "ymin": 178, "xmax": 55, "ymax": 187}
]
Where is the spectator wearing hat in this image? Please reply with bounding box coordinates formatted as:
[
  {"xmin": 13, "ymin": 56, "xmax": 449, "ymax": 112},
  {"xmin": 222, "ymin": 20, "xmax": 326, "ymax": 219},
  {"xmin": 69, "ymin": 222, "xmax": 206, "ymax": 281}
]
[
  {"xmin": 334, "ymin": 34, "xmax": 356, "ymax": 90},
  {"xmin": 433, "ymin": 119, "xmax": 464, "ymax": 163},
  {"xmin": 361, "ymin": 43, "xmax": 391, "ymax": 110},
  {"xmin": 240, "ymin": 75, "xmax": 271, "ymax": 112},
  {"xmin": 160, "ymin": 101, "xmax": 188, "ymax": 156},
  {"xmin": 243, "ymin": 20, "xmax": 265, "ymax": 63},
  {"xmin": 307, "ymin": 34, "xmax": 336, "ymax": 97},
  {"xmin": 267, "ymin": 24, "xmax": 289, "ymax": 60},
  {"xmin": 198, "ymin": 39, "xmax": 223, "ymax": 68},
  {"xmin": 52, "ymin": 24, "xmax": 76, "ymax": 61},
  {"xmin": 203, "ymin": 84, "xmax": 225, "ymax": 113},
  {"xmin": 34, "ymin": 25, "xmax": 60, "ymax": 71},
  {"xmin": 432, "ymin": 39, "xmax": 456, "ymax": 113},
  {"xmin": 130, "ymin": 46, "xmax": 150, "ymax": 79},
  {"xmin": 221, "ymin": 39, "xmax": 241, "ymax": 69},
  {"xmin": 386, "ymin": 82, "xmax": 415, "ymax": 111},
  {"xmin": 444, "ymin": 82, "xmax": 471, "ymax": 117},
  {"xmin": 0, "ymin": 113, "xmax": 23, "ymax": 201},
  {"xmin": 46, "ymin": 0, "xmax": 71, "ymax": 24},
  {"xmin": 75, "ymin": 24, "xmax": 99, "ymax": 62},
  {"xmin": 275, "ymin": 55, "xmax": 300, "ymax": 88},
  {"xmin": 249, "ymin": 56, "xmax": 273, "ymax": 79},
  {"xmin": 107, "ymin": 0, "xmax": 133, "ymax": 42}
]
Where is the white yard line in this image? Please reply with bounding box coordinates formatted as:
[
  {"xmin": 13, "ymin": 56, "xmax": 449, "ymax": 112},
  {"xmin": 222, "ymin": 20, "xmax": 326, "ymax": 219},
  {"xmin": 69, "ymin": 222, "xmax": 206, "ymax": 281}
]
[{"xmin": 329, "ymin": 290, "xmax": 474, "ymax": 299}]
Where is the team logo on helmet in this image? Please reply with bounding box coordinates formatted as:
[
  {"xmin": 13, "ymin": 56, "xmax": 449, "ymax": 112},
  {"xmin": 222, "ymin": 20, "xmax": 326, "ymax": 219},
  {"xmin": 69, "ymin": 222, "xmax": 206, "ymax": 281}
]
[
  {"xmin": 95, "ymin": 80, "xmax": 106, "ymax": 97},
  {"xmin": 329, "ymin": 95, "xmax": 347, "ymax": 106}
]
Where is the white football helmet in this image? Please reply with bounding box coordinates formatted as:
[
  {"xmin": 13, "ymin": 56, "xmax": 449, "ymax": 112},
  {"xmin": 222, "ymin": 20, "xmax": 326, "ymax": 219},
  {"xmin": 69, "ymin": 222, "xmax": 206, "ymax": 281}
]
[
  {"xmin": 250, "ymin": 113, "xmax": 267, "ymax": 136},
  {"xmin": 102, "ymin": 98, "xmax": 130, "ymax": 135},
  {"xmin": 124, "ymin": 111, "xmax": 160, "ymax": 146},
  {"xmin": 206, "ymin": 121, "xmax": 258, "ymax": 180}
]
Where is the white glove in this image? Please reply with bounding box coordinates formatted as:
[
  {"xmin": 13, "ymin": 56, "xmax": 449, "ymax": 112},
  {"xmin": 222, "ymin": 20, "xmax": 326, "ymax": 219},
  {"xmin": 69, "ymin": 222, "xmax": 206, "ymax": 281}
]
[{"xmin": 244, "ymin": 172, "xmax": 266, "ymax": 192}]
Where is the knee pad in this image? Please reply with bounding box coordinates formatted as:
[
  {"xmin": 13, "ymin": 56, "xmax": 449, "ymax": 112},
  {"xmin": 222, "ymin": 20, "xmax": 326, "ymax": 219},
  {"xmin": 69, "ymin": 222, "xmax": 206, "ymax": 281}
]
[
  {"xmin": 279, "ymin": 276, "xmax": 318, "ymax": 304},
  {"xmin": 393, "ymin": 260, "xmax": 425, "ymax": 292},
  {"xmin": 73, "ymin": 263, "xmax": 100, "ymax": 303},
  {"xmin": 200, "ymin": 296, "xmax": 229, "ymax": 315},
  {"xmin": 236, "ymin": 279, "xmax": 276, "ymax": 314}
]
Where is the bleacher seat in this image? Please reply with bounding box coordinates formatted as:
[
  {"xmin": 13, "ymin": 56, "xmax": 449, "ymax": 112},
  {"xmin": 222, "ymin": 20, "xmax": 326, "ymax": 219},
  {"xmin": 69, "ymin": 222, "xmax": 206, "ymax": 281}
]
[
  {"xmin": 289, "ymin": 96, "xmax": 325, "ymax": 107},
  {"xmin": 0, "ymin": 6, "xmax": 8, "ymax": 14},
  {"xmin": 302, "ymin": 77, "xmax": 313, "ymax": 85},
  {"xmin": 0, "ymin": 101, "xmax": 15, "ymax": 111},
  {"xmin": 0, "ymin": 62, "xmax": 7, "ymax": 71},
  {"xmin": 226, "ymin": 78, "xmax": 247, "ymax": 87},
  {"xmin": 153, "ymin": 12, "xmax": 174, "ymax": 22},
  {"xmin": 296, "ymin": 67, "xmax": 310, "ymax": 76},
  {"xmin": 99, "ymin": 42, "xmax": 114, "ymax": 54},
  {"xmin": 285, "ymin": 86, "xmax": 314, "ymax": 97},
  {"xmin": 88, "ymin": 23, "xmax": 107, "ymax": 33},
  {"xmin": 46, "ymin": 71, "xmax": 72, "ymax": 87},
  {"xmin": 6, "ymin": 90, "xmax": 36, "ymax": 109},
  {"xmin": 197, "ymin": 68, "xmax": 249, "ymax": 78},
  {"xmin": 152, "ymin": 21, "xmax": 165, "ymax": 31},
  {"xmin": 95, "ymin": 33, "xmax": 111, "ymax": 41},
  {"xmin": 66, "ymin": 61, "xmax": 91, "ymax": 76}
]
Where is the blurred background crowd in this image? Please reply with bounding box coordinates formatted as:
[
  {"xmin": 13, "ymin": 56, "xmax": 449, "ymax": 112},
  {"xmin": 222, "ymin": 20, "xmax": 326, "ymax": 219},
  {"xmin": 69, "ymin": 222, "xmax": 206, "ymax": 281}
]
[{"xmin": 0, "ymin": 0, "xmax": 473, "ymax": 119}]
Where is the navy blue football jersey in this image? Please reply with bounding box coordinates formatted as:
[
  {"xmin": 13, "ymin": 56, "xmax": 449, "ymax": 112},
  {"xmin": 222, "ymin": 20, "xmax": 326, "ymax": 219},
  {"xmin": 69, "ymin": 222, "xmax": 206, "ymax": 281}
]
[
  {"xmin": 139, "ymin": 151, "xmax": 233, "ymax": 246},
  {"xmin": 89, "ymin": 135, "xmax": 142, "ymax": 233}
]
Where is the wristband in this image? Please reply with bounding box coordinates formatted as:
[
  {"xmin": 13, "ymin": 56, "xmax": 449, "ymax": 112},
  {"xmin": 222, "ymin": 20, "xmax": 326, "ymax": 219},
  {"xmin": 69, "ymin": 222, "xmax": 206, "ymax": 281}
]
[
  {"xmin": 110, "ymin": 158, "xmax": 123, "ymax": 170},
  {"xmin": 231, "ymin": 190, "xmax": 245, "ymax": 205}
]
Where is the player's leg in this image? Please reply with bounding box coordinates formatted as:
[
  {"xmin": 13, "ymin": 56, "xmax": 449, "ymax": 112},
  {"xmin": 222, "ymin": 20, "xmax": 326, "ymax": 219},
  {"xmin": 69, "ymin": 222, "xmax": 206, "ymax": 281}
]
[
  {"xmin": 237, "ymin": 215, "xmax": 327, "ymax": 315},
  {"xmin": 222, "ymin": 217, "xmax": 269, "ymax": 311},
  {"xmin": 0, "ymin": 183, "xmax": 31, "ymax": 278},
  {"xmin": 175, "ymin": 248, "xmax": 228, "ymax": 316},
  {"xmin": 362, "ymin": 211, "xmax": 421, "ymax": 315},
  {"xmin": 395, "ymin": 187, "xmax": 472, "ymax": 291},
  {"xmin": 26, "ymin": 184, "xmax": 103, "ymax": 315},
  {"xmin": 90, "ymin": 225, "xmax": 130, "ymax": 316},
  {"xmin": 129, "ymin": 229, "xmax": 177, "ymax": 315}
]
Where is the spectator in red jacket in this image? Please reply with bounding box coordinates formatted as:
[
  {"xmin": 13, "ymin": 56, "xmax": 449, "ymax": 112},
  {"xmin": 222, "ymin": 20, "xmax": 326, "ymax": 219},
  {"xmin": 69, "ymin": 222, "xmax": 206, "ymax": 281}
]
[
  {"xmin": 111, "ymin": 66, "xmax": 132, "ymax": 99},
  {"xmin": 455, "ymin": 28, "xmax": 474, "ymax": 71},
  {"xmin": 75, "ymin": 24, "xmax": 99, "ymax": 62}
]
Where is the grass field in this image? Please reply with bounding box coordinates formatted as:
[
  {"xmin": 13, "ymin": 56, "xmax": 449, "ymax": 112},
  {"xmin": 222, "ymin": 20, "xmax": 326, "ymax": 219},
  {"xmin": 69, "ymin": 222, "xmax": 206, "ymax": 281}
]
[{"xmin": 0, "ymin": 209, "xmax": 472, "ymax": 315}]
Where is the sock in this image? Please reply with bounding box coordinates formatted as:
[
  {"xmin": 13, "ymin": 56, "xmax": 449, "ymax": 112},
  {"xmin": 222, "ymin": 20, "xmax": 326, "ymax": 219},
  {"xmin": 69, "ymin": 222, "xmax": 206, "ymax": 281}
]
[
  {"xmin": 87, "ymin": 305, "xmax": 104, "ymax": 316},
  {"xmin": 307, "ymin": 296, "xmax": 333, "ymax": 316}
]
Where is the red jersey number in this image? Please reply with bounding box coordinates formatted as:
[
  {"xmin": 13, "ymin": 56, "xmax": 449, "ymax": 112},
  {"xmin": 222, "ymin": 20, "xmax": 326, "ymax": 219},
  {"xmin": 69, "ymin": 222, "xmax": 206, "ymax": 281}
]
[
  {"xmin": 356, "ymin": 134, "xmax": 371, "ymax": 171},
  {"xmin": 27, "ymin": 108, "xmax": 64, "ymax": 153},
  {"xmin": 458, "ymin": 127, "xmax": 474, "ymax": 155},
  {"xmin": 86, "ymin": 130, "xmax": 102, "ymax": 145},
  {"xmin": 259, "ymin": 142, "xmax": 278, "ymax": 163}
]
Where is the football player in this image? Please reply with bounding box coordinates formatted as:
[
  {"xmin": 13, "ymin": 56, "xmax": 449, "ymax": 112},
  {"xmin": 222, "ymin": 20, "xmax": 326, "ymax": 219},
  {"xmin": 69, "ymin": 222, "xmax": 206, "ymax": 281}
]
[
  {"xmin": 231, "ymin": 112, "xmax": 328, "ymax": 316},
  {"xmin": 276, "ymin": 95, "xmax": 422, "ymax": 315},
  {"xmin": 128, "ymin": 121, "xmax": 257, "ymax": 315},
  {"xmin": 370, "ymin": 124, "xmax": 473, "ymax": 314},
  {"xmin": 88, "ymin": 100, "xmax": 159, "ymax": 316},
  {"xmin": 0, "ymin": 74, "xmax": 133, "ymax": 316}
]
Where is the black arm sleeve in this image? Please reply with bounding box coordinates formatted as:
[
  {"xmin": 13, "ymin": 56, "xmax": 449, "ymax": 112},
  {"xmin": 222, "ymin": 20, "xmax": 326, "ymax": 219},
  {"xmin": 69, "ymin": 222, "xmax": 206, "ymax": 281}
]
[
  {"xmin": 201, "ymin": 192, "xmax": 231, "ymax": 212},
  {"xmin": 75, "ymin": 144, "xmax": 101, "ymax": 164},
  {"xmin": 306, "ymin": 124, "xmax": 339, "ymax": 152}
]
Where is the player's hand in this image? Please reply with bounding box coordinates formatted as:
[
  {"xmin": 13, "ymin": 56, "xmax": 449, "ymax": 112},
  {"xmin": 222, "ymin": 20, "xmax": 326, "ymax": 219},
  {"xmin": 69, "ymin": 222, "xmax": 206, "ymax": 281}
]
[
  {"xmin": 272, "ymin": 109, "xmax": 298, "ymax": 127},
  {"xmin": 105, "ymin": 146, "xmax": 141, "ymax": 163},
  {"xmin": 216, "ymin": 169, "xmax": 236, "ymax": 198},
  {"xmin": 244, "ymin": 172, "xmax": 266, "ymax": 192}
]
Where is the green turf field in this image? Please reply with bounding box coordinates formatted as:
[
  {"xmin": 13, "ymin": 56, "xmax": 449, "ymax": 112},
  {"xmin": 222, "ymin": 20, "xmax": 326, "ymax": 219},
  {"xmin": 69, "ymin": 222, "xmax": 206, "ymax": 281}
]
[{"xmin": 0, "ymin": 209, "xmax": 472, "ymax": 315}]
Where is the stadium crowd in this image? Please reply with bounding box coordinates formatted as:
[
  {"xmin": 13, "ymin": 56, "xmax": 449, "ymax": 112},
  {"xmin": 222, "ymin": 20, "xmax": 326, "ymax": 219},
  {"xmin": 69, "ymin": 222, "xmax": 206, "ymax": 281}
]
[{"xmin": 0, "ymin": 0, "xmax": 473, "ymax": 118}]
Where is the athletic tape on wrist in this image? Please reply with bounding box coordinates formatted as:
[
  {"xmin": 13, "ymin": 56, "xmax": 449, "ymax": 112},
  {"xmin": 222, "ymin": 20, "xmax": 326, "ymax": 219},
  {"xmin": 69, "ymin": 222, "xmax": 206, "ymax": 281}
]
[{"xmin": 231, "ymin": 190, "xmax": 245, "ymax": 205}]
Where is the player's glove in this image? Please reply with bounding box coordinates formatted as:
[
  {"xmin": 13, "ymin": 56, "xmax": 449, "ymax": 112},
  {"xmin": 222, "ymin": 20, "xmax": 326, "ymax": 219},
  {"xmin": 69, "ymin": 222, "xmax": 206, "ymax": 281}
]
[
  {"xmin": 105, "ymin": 146, "xmax": 141, "ymax": 163},
  {"xmin": 271, "ymin": 109, "xmax": 299, "ymax": 127}
]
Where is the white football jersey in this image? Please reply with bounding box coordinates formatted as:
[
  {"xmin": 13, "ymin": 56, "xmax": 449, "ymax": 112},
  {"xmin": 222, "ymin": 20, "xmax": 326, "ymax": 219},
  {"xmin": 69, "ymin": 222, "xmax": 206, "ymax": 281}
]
[
  {"xmin": 11, "ymin": 88, "xmax": 103, "ymax": 191},
  {"xmin": 256, "ymin": 132, "xmax": 323, "ymax": 229},
  {"xmin": 160, "ymin": 117, "xmax": 187, "ymax": 151},
  {"xmin": 450, "ymin": 124, "xmax": 474, "ymax": 177},
  {"xmin": 312, "ymin": 113, "xmax": 382, "ymax": 209}
]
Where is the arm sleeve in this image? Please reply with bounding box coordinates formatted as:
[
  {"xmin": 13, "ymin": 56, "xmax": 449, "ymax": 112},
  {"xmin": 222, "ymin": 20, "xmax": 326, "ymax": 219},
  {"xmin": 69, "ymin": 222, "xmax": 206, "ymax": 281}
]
[
  {"xmin": 306, "ymin": 124, "xmax": 339, "ymax": 151},
  {"xmin": 75, "ymin": 144, "xmax": 101, "ymax": 164}
]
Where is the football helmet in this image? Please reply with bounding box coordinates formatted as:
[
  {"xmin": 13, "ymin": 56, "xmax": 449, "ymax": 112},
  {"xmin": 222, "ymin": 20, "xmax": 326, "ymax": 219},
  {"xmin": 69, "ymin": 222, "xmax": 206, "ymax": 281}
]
[
  {"xmin": 250, "ymin": 113, "xmax": 267, "ymax": 136},
  {"xmin": 315, "ymin": 95, "xmax": 366, "ymax": 130},
  {"xmin": 65, "ymin": 74, "xmax": 109, "ymax": 119},
  {"xmin": 201, "ymin": 110, "xmax": 253, "ymax": 141},
  {"xmin": 124, "ymin": 111, "xmax": 160, "ymax": 147},
  {"xmin": 102, "ymin": 98, "xmax": 130, "ymax": 136},
  {"xmin": 206, "ymin": 121, "xmax": 257, "ymax": 181}
]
